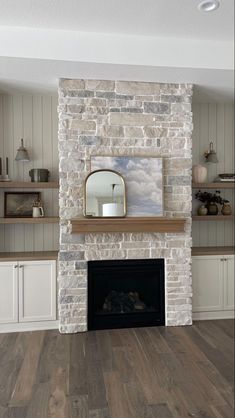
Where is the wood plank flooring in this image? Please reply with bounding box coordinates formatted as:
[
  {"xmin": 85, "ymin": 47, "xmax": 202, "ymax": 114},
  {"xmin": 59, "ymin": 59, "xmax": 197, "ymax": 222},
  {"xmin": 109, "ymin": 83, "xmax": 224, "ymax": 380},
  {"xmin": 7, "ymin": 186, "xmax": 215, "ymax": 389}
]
[{"xmin": 0, "ymin": 320, "xmax": 234, "ymax": 418}]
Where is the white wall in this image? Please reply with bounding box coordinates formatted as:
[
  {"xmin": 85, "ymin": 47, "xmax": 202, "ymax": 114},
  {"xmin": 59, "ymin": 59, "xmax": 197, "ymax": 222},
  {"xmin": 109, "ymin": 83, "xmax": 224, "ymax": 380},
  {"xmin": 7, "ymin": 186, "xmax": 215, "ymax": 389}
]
[
  {"xmin": 0, "ymin": 94, "xmax": 59, "ymax": 252},
  {"xmin": 192, "ymin": 103, "xmax": 234, "ymax": 247}
]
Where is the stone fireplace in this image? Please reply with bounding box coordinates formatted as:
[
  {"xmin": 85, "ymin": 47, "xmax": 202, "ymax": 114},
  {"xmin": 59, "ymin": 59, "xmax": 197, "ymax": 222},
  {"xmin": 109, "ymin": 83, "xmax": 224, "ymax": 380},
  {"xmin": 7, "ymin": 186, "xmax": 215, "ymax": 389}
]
[{"xmin": 58, "ymin": 79, "xmax": 193, "ymax": 333}]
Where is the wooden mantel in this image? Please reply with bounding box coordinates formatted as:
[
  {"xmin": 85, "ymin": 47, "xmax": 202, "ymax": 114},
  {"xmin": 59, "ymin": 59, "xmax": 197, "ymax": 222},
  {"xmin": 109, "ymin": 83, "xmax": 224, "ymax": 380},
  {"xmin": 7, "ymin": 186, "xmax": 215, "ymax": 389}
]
[{"xmin": 70, "ymin": 217, "xmax": 186, "ymax": 234}]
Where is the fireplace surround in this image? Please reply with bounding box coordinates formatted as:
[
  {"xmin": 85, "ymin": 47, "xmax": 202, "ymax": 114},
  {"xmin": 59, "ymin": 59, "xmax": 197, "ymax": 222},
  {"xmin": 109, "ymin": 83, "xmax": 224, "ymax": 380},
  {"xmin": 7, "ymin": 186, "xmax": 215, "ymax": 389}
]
[
  {"xmin": 88, "ymin": 259, "xmax": 165, "ymax": 330},
  {"xmin": 58, "ymin": 79, "xmax": 193, "ymax": 333}
]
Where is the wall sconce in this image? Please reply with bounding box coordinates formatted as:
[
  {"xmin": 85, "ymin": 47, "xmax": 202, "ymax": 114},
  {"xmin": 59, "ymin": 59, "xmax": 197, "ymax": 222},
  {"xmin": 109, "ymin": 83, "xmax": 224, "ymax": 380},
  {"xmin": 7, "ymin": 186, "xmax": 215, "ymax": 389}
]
[
  {"xmin": 204, "ymin": 142, "xmax": 218, "ymax": 163},
  {"xmin": 15, "ymin": 138, "xmax": 30, "ymax": 162}
]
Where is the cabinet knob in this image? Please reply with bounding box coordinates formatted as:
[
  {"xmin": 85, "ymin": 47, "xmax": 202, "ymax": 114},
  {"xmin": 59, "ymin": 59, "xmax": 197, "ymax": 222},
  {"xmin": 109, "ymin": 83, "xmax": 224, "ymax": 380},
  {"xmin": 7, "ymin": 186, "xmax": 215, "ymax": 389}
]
[
  {"xmin": 14, "ymin": 265, "xmax": 18, "ymax": 268},
  {"xmin": 19, "ymin": 265, "xmax": 23, "ymax": 268}
]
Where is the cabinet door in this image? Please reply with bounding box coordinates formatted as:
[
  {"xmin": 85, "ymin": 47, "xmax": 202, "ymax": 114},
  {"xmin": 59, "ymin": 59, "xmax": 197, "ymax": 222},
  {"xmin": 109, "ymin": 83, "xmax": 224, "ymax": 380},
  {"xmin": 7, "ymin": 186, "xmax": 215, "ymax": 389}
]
[
  {"xmin": 0, "ymin": 262, "xmax": 18, "ymax": 323},
  {"xmin": 19, "ymin": 260, "xmax": 56, "ymax": 322},
  {"xmin": 223, "ymin": 257, "xmax": 235, "ymax": 311},
  {"xmin": 192, "ymin": 257, "xmax": 223, "ymax": 312}
]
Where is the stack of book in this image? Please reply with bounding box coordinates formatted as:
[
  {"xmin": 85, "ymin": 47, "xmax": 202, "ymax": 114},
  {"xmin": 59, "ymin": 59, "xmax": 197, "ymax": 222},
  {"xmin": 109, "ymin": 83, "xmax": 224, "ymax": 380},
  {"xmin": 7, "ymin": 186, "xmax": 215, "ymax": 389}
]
[{"xmin": 214, "ymin": 173, "xmax": 235, "ymax": 182}]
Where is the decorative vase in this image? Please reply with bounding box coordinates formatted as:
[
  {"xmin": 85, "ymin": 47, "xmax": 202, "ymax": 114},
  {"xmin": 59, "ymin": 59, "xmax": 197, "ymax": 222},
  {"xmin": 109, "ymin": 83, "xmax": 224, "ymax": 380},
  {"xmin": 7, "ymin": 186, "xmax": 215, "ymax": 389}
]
[
  {"xmin": 32, "ymin": 206, "xmax": 44, "ymax": 217},
  {"xmin": 207, "ymin": 202, "xmax": 219, "ymax": 216},
  {"xmin": 197, "ymin": 205, "xmax": 208, "ymax": 216},
  {"xmin": 221, "ymin": 202, "xmax": 232, "ymax": 216},
  {"xmin": 192, "ymin": 164, "xmax": 207, "ymax": 184}
]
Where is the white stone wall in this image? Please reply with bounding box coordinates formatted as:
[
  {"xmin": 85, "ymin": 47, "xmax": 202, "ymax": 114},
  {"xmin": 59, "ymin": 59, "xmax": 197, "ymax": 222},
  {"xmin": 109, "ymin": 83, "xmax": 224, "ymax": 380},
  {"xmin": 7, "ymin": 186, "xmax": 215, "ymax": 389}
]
[{"xmin": 58, "ymin": 79, "xmax": 193, "ymax": 333}]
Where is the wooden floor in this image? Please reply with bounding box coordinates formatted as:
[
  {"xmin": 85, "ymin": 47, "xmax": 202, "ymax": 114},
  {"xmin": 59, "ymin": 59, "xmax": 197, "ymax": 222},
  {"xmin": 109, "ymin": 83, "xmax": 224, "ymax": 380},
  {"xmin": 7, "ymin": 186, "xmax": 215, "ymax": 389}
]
[{"xmin": 0, "ymin": 320, "xmax": 234, "ymax": 418}]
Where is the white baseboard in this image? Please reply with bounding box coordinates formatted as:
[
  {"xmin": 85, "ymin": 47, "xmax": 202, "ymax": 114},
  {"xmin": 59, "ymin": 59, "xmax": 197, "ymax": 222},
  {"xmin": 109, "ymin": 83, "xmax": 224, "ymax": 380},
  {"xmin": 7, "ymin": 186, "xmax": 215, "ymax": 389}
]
[
  {"xmin": 0, "ymin": 320, "xmax": 59, "ymax": 333},
  {"xmin": 193, "ymin": 310, "xmax": 235, "ymax": 320}
]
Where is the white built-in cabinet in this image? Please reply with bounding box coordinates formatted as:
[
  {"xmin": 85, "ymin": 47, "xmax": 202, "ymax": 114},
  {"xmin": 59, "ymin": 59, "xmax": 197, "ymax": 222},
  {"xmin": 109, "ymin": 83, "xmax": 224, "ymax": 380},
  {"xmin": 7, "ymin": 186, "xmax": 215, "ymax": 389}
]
[
  {"xmin": 0, "ymin": 262, "xmax": 18, "ymax": 324},
  {"xmin": 192, "ymin": 255, "xmax": 234, "ymax": 320},
  {"xmin": 223, "ymin": 257, "xmax": 235, "ymax": 311},
  {"xmin": 0, "ymin": 260, "xmax": 57, "ymax": 332}
]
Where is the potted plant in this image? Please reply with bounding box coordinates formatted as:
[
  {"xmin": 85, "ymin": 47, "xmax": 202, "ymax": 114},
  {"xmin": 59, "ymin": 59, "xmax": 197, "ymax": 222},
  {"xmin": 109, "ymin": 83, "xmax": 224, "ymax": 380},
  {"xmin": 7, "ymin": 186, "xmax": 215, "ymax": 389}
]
[{"xmin": 195, "ymin": 190, "xmax": 229, "ymax": 215}]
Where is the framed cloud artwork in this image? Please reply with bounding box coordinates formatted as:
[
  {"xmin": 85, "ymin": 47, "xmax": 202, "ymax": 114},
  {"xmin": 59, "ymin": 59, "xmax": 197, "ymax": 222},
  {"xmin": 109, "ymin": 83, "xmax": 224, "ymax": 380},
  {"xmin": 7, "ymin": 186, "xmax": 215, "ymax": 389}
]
[{"xmin": 91, "ymin": 156, "xmax": 163, "ymax": 216}]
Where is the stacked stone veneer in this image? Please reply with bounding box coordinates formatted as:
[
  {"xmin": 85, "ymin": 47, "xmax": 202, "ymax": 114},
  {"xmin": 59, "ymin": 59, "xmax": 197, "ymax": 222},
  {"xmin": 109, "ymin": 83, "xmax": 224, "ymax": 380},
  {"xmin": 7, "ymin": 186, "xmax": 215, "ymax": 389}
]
[{"xmin": 58, "ymin": 79, "xmax": 193, "ymax": 333}]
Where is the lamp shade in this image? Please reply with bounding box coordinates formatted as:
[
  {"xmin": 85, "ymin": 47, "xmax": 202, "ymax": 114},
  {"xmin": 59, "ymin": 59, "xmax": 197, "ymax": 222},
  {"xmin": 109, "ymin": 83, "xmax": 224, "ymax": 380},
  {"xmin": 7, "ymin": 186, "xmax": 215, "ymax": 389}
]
[
  {"xmin": 205, "ymin": 142, "xmax": 218, "ymax": 163},
  {"xmin": 15, "ymin": 138, "xmax": 30, "ymax": 162},
  {"xmin": 206, "ymin": 152, "xmax": 218, "ymax": 163}
]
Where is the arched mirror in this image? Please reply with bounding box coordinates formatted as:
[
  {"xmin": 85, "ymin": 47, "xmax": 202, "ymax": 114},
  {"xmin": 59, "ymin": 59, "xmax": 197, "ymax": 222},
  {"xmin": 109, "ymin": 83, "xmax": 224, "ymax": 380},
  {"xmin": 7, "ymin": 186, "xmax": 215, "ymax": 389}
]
[{"xmin": 84, "ymin": 169, "xmax": 126, "ymax": 217}]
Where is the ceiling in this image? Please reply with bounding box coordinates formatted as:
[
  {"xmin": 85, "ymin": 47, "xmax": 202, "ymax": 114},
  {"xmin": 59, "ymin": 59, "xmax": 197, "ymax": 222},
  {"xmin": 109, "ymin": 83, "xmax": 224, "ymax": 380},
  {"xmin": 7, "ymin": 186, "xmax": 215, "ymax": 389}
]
[
  {"xmin": 0, "ymin": 0, "xmax": 233, "ymax": 41},
  {"xmin": 0, "ymin": 0, "xmax": 234, "ymax": 102}
]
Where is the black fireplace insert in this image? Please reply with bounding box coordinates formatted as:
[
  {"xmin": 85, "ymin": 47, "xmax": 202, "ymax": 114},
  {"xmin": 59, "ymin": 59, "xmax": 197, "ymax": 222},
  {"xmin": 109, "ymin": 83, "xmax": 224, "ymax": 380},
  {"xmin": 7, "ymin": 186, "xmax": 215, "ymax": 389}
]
[{"xmin": 88, "ymin": 259, "xmax": 165, "ymax": 330}]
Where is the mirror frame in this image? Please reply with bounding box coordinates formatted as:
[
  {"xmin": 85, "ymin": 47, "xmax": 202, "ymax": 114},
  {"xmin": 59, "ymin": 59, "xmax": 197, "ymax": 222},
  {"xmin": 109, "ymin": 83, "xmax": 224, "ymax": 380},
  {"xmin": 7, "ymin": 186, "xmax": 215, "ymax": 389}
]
[{"xmin": 84, "ymin": 169, "xmax": 127, "ymax": 218}]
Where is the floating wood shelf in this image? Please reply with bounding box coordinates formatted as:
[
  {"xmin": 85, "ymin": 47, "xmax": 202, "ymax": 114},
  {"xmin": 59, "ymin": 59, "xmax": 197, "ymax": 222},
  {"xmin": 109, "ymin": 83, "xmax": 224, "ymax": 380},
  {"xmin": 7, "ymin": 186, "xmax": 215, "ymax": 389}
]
[
  {"xmin": 192, "ymin": 215, "xmax": 234, "ymax": 221},
  {"xmin": 192, "ymin": 182, "xmax": 235, "ymax": 189},
  {"xmin": 192, "ymin": 246, "xmax": 235, "ymax": 256},
  {"xmin": 0, "ymin": 181, "xmax": 59, "ymax": 189},
  {"xmin": 0, "ymin": 251, "xmax": 58, "ymax": 261},
  {"xmin": 70, "ymin": 217, "xmax": 186, "ymax": 234},
  {"xmin": 0, "ymin": 217, "xmax": 59, "ymax": 224}
]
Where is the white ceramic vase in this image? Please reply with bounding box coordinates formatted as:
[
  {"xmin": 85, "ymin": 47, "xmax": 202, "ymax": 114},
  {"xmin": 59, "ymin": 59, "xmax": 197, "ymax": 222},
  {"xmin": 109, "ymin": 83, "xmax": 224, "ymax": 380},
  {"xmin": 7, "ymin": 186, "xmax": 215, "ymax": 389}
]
[
  {"xmin": 32, "ymin": 206, "xmax": 44, "ymax": 217},
  {"xmin": 192, "ymin": 164, "xmax": 207, "ymax": 183}
]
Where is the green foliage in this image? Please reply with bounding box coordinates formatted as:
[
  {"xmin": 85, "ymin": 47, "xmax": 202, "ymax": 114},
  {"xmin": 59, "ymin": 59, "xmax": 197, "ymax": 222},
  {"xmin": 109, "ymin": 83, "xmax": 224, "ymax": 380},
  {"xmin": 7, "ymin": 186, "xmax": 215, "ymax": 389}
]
[{"xmin": 195, "ymin": 190, "xmax": 229, "ymax": 205}]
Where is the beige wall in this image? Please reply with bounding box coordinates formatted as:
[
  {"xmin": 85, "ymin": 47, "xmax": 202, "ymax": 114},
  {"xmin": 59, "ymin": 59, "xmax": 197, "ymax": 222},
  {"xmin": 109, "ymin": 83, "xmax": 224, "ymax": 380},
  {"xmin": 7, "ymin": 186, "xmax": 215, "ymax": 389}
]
[
  {"xmin": 0, "ymin": 94, "xmax": 59, "ymax": 252},
  {"xmin": 192, "ymin": 103, "xmax": 234, "ymax": 247}
]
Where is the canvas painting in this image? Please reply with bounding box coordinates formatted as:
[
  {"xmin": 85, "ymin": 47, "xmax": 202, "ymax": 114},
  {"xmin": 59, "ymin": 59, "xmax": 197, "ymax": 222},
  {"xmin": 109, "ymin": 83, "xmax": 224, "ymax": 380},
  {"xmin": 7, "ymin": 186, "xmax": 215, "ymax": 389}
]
[
  {"xmin": 91, "ymin": 156, "xmax": 163, "ymax": 216},
  {"xmin": 4, "ymin": 192, "xmax": 40, "ymax": 217}
]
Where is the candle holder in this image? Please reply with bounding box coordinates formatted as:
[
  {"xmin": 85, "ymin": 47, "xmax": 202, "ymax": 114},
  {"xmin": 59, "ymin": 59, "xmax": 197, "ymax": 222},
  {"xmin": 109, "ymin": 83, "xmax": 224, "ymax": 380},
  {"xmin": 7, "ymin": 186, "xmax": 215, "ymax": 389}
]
[
  {"xmin": 1, "ymin": 157, "xmax": 12, "ymax": 181},
  {"xmin": 1, "ymin": 174, "xmax": 12, "ymax": 182},
  {"xmin": 0, "ymin": 157, "xmax": 2, "ymax": 181}
]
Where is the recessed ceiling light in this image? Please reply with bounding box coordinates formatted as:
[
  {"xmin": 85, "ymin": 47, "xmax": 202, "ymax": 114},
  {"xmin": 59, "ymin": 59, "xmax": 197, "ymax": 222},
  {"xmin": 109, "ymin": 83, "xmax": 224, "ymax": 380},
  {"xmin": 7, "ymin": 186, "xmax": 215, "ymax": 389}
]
[{"xmin": 198, "ymin": 0, "xmax": 220, "ymax": 12}]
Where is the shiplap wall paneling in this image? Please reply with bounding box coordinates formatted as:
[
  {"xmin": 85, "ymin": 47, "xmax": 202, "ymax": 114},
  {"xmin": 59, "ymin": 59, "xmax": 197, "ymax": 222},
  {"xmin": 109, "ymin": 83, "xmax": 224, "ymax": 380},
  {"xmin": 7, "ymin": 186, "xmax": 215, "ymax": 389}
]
[
  {"xmin": 224, "ymin": 105, "xmax": 234, "ymax": 246},
  {"xmin": 216, "ymin": 104, "xmax": 226, "ymax": 247},
  {"xmin": 0, "ymin": 95, "xmax": 4, "ymax": 250},
  {"xmin": 192, "ymin": 103, "xmax": 234, "ymax": 248},
  {"xmin": 0, "ymin": 94, "xmax": 59, "ymax": 252}
]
